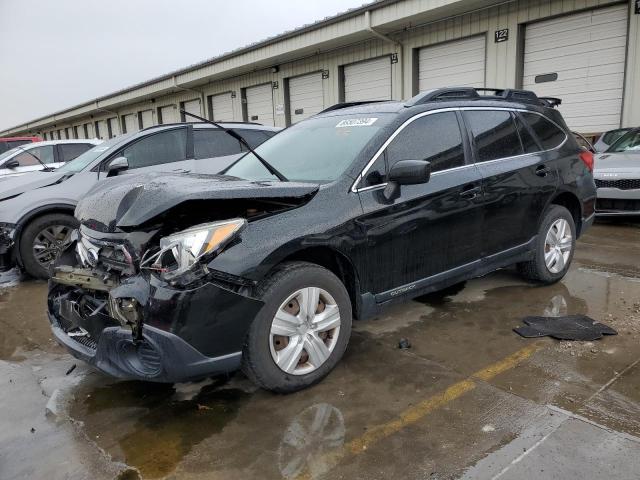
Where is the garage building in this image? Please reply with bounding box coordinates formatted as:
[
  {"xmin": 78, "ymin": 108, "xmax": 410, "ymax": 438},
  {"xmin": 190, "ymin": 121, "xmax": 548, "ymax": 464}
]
[{"xmin": 2, "ymin": 0, "xmax": 639, "ymax": 140}]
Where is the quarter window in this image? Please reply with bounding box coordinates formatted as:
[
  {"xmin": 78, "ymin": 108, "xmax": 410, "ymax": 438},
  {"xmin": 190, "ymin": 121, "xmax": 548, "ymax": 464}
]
[
  {"xmin": 120, "ymin": 128, "xmax": 187, "ymax": 169},
  {"xmin": 465, "ymin": 110, "xmax": 523, "ymax": 162},
  {"xmin": 385, "ymin": 112, "xmax": 466, "ymax": 173},
  {"xmin": 521, "ymin": 113, "xmax": 565, "ymax": 150}
]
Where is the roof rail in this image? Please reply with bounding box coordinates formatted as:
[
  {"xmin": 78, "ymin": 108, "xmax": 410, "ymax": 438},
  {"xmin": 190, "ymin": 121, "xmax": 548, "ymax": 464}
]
[
  {"xmin": 318, "ymin": 100, "xmax": 387, "ymax": 114},
  {"xmin": 405, "ymin": 87, "xmax": 561, "ymax": 108}
]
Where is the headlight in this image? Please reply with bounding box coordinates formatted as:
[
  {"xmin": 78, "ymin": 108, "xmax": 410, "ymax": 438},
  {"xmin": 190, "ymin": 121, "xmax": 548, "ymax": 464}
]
[{"xmin": 143, "ymin": 219, "xmax": 245, "ymax": 280}]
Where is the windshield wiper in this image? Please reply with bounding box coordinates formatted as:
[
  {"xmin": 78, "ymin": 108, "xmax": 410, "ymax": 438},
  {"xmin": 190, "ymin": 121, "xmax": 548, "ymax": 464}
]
[
  {"xmin": 180, "ymin": 110, "xmax": 288, "ymax": 181},
  {"xmin": 13, "ymin": 145, "xmax": 54, "ymax": 172}
]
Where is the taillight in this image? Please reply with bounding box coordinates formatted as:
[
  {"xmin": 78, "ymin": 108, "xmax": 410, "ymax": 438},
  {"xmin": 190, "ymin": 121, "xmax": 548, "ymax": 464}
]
[{"xmin": 579, "ymin": 150, "xmax": 594, "ymax": 172}]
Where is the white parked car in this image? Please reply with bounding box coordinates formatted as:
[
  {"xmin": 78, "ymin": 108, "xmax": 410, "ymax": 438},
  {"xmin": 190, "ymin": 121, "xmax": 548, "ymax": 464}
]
[{"xmin": 0, "ymin": 139, "xmax": 101, "ymax": 177}]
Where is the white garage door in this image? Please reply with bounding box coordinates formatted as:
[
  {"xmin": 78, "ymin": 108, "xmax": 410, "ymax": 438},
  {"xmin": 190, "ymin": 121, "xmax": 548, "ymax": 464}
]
[
  {"xmin": 288, "ymin": 72, "xmax": 324, "ymax": 124},
  {"xmin": 85, "ymin": 123, "xmax": 94, "ymax": 139},
  {"xmin": 418, "ymin": 36, "xmax": 486, "ymax": 91},
  {"xmin": 123, "ymin": 114, "xmax": 138, "ymax": 134},
  {"xmin": 140, "ymin": 110, "xmax": 154, "ymax": 128},
  {"xmin": 523, "ymin": 4, "xmax": 628, "ymax": 133},
  {"xmin": 211, "ymin": 92, "xmax": 234, "ymax": 121},
  {"xmin": 108, "ymin": 117, "xmax": 120, "ymax": 137},
  {"xmin": 343, "ymin": 56, "xmax": 392, "ymax": 102},
  {"xmin": 159, "ymin": 105, "xmax": 177, "ymax": 124},
  {"xmin": 96, "ymin": 120, "xmax": 107, "ymax": 139},
  {"xmin": 74, "ymin": 126, "xmax": 84, "ymax": 139},
  {"xmin": 182, "ymin": 99, "xmax": 201, "ymax": 122},
  {"xmin": 245, "ymin": 84, "xmax": 274, "ymax": 126}
]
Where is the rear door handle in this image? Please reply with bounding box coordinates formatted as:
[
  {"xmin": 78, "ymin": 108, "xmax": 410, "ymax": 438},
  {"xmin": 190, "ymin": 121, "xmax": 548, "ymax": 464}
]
[
  {"xmin": 536, "ymin": 165, "xmax": 551, "ymax": 177},
  {"xmin": 460, "ymin": 185, "xmax": 482, "ymax": 200}
]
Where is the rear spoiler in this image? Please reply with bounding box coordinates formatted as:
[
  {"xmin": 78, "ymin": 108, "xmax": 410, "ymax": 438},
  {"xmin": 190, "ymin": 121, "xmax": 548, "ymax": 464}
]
[{"xmin": 539, "ymin": 97, "xmax": 562, "ymax": 108}]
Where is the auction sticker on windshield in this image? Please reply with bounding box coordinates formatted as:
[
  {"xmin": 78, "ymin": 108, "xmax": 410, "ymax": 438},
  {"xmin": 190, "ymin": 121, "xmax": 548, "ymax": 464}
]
[{"xmin": 336, "ymin": 118, "xmax": 378, "ymax": 128}]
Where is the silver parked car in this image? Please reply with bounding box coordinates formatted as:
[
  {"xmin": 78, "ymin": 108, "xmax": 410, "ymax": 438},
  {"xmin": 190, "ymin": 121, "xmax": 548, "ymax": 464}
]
[
  {"xmin": 594, "ymin": 128, "xmax": 640, "ymax": 216},
  {"xmin": 593, "ymin": 128, "xmax": 632, "ymax": 153},
  {"xmin": 0, "ymin": 122, "xmax": 279, "ymax": 278},
  {"xmin": 0, "ymin": 139, "xmax": 101, "ymax": 177}
]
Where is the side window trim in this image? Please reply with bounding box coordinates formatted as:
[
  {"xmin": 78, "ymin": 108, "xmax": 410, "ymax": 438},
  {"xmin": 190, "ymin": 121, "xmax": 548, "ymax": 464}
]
[
  {"xmin": 514, "ymin": 111, "xmax": 543, "ymax": 152},
  {"xmin": 351, "ymin": 107, "xmax": 568, "ymax": 193}
]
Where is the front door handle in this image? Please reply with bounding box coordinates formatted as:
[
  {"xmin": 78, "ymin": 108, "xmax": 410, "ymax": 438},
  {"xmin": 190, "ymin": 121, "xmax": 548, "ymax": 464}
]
[
  {"xmin": 536, "ymin": 165, "xmax": 551, "ymax": 177},
  {"xmin": 460, "ymin": 185, "xmax": 482, "ymax": 200}
]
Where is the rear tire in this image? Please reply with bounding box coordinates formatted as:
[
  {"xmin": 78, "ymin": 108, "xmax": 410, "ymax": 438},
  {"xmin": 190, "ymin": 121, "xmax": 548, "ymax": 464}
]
[
  {"xmin": 242, "ymin": 262, "xmax": 352, "ymax": 393},
  {"xmin": 19, "ymin": 213, "xmax": 78, "ymax": 279},
  {"xmin": 517, "ymin": 205, "xmax": 576, "ymax": 284}
]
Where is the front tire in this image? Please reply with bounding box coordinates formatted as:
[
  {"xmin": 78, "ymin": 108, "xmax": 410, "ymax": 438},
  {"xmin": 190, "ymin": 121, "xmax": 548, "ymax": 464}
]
[
  {"xmin": 19, "ymin": 213, "xmax": 78, "ymax": 279},
  {"xmin": 242, "ymin": 262, "xmax": 352, "ymax": 393},
  {"xmin": 517, "ymin": 205, "xmax": 576, "ymax": 284}
]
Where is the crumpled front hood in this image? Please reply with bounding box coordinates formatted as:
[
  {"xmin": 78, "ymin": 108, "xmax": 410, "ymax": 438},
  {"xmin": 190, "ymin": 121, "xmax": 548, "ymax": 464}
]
[
  {"xmin": 0, "ymin": 171, "xmax": 67, "ymax": 201},
  {"xmin": 75, "ymin": 171, "xmax": 320, "ymax": 232}
]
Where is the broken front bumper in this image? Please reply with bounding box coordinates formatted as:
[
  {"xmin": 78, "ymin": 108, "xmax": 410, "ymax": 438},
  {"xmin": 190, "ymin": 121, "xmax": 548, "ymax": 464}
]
[
  {"xmin": 0, "ymin": 224, "xmax": 16, "ymax": 272},
  {"xmin": 48, "ymin": 272, "xmax": 264, "ymax": 383}
]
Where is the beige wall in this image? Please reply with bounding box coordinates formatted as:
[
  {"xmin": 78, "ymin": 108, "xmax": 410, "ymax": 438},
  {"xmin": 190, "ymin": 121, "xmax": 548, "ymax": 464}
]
[{"xmin": 11, "ymin": 0, "xmax": 638, "ymax": 137}]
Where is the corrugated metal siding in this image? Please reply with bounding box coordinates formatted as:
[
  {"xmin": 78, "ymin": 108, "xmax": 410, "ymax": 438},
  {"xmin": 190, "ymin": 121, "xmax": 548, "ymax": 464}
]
[
  {"xmin": 418, "ymin": 35, "xmax": 486, "ymax": 90},
  {"xmin": 523, "ymin": 4, "xmax": 628, "ymax": 132}
]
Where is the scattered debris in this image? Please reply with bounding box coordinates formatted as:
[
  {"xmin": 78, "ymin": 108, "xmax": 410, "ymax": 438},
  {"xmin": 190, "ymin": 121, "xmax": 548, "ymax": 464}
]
[
  {"xmin": 398, "ymin": 338, "xmax": 411, "ymax": 349},
  {"xmin": 514, "ymin": 315, "xmax": 617, "ymax": 341},
  {"xmin": 65, "ymin": 364, "xmax": 76, "ymax": 375},
  {"xmin": 481, "ymin": 425, "xmax": 496, "ymax": 433},
  {"xmin": 197, "ymin": 404, "xmax": 212, "ymax": 411},
  {"xmin": 30, "ymin": 427, "xmax": 35, "ymax": 433},
  {"xmin": 45, "ymin": 389, "xmax": 63, "ymax": 418}
]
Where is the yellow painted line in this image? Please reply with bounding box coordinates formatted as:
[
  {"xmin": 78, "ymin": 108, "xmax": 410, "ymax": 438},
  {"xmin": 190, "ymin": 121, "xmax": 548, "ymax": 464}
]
[{"xmin": 296, "ymin": 342, "xmax": 542, "ymax": 479}]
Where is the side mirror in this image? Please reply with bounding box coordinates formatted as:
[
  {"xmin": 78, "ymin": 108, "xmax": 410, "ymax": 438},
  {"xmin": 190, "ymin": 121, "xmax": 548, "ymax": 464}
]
[
  {"xmin": 4, "ymin": 159, "xmax": 19, "ymax": 169},
  {"xmin": 383, "ymin": 160, "xmax": 431, "ymax": 201},
  {"xmin": 106, "ymin": 156, "xmax": 129, "ymax": 176}
]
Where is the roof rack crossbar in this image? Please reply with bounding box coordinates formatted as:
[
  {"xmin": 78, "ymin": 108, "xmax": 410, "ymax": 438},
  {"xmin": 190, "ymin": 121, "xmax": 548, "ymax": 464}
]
[
  {"xmin": 318, "ymin": 100, "xmax": 387, "ymax": 114},
  {"xmin": 405, "ymin": 87, "xmax": 561, "ymax": 108}
]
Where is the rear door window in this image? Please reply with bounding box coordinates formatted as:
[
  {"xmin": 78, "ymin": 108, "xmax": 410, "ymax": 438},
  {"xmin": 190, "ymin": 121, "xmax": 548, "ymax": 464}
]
[
  {"xmin": 521, "ymin": 113, "xmax": 566, "ymax": 150},
  {"xmin": 464, "ymin": 110, "xmax": 523, "ymax": 162},
  {"xmin": 121, "ymin": 128, "xmax": 187, "ymax": 169},
  {"xmin": 59, "ymin": 143, "xmax": 93, "ymax": 162},
  {"xmin": 193, "ymin": 130, "xmax": 242, "ymax": 159}
]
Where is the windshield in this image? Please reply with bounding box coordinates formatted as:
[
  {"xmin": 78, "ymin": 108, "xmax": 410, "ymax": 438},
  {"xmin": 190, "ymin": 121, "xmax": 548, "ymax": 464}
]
[
  {"xmin": 56, "ymin": 137, "xmax": 118, "ymax": 173},
  {"xmin": 225, "ymin": 114, "xmax": 391, "ymax": 182},
  {"xmin": 607, "ymin": 130, "xmax": 640, "ymax": 154}
]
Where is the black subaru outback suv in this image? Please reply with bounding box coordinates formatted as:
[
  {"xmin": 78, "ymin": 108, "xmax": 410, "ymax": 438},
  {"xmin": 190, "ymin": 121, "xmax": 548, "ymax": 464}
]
[{"xmin": 48, "ymin": 88, "xmax": 596, "ymax": 392}]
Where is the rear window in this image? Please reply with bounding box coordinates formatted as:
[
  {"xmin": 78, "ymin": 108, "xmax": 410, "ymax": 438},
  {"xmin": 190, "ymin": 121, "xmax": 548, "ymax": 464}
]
[{"xmin": 521, "ymin": 113, "xmax": 566, "ymax": 150}]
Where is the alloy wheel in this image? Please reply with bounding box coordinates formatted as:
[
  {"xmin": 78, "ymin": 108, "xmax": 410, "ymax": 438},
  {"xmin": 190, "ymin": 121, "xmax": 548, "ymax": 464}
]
[
  {"xmin": 544, "ymin": 218, "xmax": 572, "ymax": 274},
  {"xmin": 32, "ymin": 225, "xmax": 73, "ymax": 268},
  {"xmin": 269, "ymin": 287, "xmax": 341, "ymax": 375}
]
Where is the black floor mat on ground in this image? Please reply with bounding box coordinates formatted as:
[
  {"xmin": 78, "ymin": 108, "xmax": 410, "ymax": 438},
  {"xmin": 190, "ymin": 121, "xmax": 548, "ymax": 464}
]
[{"xmin": 514, "ymin": 315, "xmax": 617, "ymax": 341}]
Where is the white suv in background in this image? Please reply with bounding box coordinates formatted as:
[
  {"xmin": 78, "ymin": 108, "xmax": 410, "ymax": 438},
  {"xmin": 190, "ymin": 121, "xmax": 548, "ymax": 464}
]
[{"xmin": 0, "ymin": 139, "xmax": 101, "ymax": 177}]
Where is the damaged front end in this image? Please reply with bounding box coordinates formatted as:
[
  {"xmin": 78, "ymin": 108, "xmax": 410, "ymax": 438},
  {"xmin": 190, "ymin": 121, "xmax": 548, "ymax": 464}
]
[
  {"xmin": 48, "ymin": 224, "xmax": 264, "ymax": 383},
  {"xmin": 0, "ymin": 223, "xmax": 16, "ymax": 271}
]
